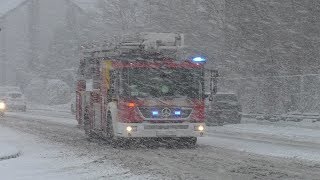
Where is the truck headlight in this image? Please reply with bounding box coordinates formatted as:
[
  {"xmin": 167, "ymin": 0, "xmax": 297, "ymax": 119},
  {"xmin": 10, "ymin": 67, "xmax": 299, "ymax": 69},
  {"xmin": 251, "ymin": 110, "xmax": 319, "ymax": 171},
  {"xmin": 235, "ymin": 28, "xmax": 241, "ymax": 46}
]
[
  {"xmin": 126, "ymin": 126, "xmax": 133, "ymax": 132},
  {"xmin": 0, "ymin": 102, "xmax": 6, "ymax": 110},
  {"xmin": 126, "ymin": 126, "xmax": 137, "ymax": 132},
  {"xmin": 194, "ymin": 125, "xmax": 204, "ymax": 131}
]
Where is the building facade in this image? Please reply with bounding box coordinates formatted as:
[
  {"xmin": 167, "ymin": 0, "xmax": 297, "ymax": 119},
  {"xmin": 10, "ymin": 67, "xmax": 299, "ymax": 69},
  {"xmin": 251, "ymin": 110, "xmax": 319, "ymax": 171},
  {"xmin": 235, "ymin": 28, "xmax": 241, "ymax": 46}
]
[{"xmin": 0, "ymin": 0, "xmax": 90, "ymax": 85}]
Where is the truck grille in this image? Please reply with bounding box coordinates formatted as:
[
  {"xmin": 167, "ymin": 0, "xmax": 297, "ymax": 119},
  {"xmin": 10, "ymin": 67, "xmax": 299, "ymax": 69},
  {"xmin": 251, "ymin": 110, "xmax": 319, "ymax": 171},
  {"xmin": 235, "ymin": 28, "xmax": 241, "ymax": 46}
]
[
  {"xmin": 144, "ymin": 125, "xmax": 189, "ymax": 130},
  {"xmin": 138, "ymin": 107, "xmax": 192, "ymax": 119}
]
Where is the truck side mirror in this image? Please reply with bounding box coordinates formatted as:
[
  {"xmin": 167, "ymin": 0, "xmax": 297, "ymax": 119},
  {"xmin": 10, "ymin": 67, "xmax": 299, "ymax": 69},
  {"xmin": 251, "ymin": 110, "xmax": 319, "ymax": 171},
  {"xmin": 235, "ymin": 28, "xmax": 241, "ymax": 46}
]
[
  {"xmin": 204, "ymin": 92, "xmax": 210, "ymax": 99},
  {"xmin": 209, "ymin": 95, "xmax": 214, "ymax": 101}
]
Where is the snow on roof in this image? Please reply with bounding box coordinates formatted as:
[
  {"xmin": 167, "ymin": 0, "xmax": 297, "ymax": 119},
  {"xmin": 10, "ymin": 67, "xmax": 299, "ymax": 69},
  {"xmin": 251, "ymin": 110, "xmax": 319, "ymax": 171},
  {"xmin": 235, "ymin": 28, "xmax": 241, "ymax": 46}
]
[{"xmin": 0, "ymin": 0, "xmax": 27, "ymax": 18}]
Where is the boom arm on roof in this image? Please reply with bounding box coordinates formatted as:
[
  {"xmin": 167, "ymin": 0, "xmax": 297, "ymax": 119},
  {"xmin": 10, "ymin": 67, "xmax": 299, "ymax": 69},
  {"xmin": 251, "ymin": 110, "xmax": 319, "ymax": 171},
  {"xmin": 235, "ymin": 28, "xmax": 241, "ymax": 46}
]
[
  {"xmin": 77, "ymin": 33, "xmax": 185, "ymax": 81},
  {"xmin": 81, "ymin": 33, "xmax": 184, "ymax": 60}
]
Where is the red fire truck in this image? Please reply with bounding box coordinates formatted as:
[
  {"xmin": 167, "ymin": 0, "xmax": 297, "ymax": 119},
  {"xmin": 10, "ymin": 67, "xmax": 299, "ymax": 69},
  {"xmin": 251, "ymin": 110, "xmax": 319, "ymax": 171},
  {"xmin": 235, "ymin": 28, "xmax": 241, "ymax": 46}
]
[{"xmin": 75, "ymin": 33, "xmax": 218, "ymax": 146}]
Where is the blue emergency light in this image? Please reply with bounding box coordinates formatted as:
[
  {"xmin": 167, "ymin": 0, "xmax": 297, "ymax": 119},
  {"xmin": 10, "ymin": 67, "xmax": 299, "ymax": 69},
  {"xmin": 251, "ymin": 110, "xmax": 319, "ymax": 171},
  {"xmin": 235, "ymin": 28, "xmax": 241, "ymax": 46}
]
[
  {"xmin": 152, "ymin": 111, "xmax": 159, "ymax": 116},
  {"xmin": 174, "ymin": 111, "xmax": 181, "ymax": 115},
  {"xmin": 192, "ymin": 57, "xmax": 206, "ymax": 63}
]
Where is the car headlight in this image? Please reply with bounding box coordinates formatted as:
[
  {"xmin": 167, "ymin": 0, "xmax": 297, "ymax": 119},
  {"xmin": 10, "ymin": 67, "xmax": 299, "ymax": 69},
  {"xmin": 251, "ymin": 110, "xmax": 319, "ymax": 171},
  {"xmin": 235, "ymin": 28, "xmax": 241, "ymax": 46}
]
[{"xmin": 0, "ymin": 102, "xmax": 6, "ymax": 110}]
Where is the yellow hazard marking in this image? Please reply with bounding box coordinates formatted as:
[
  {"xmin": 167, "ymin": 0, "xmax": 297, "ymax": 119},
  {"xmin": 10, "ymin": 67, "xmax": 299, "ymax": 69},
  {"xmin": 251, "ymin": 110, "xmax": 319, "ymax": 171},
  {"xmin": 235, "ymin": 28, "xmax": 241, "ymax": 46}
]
[{"xmin": 105, "ymin": 61, "xmax": 112, "ymax": 89}]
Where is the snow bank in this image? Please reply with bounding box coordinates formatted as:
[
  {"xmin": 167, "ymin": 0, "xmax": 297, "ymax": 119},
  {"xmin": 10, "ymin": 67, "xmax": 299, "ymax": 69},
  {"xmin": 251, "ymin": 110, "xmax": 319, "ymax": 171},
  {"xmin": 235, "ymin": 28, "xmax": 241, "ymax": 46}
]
[
  {"xmin": 199, "ymin": 135, "xmax": 320, "ymax": 162},
  {"xmin": 28, "ymin": 102, "xmax": 71, "ymax": 113},
  {"xmin": 202, "ymin": 122, "xmax": 320, "ymax": 162},
  {"xmin": 7, "ymin": 111, "xmax": 75, "ymax": 126},
  {"xmin": 0, "ymin": 126, "xmax": 21, "ymax": 159},
  {"xmin": 0, "ymin": 143, "xmax": 20, "ymax": 161},
  {"xmin": 207, "ymin": 123, "xmax": 320, "ymax": 144},
  {"xmin": 242, "ymin": 117, "xmax": 320, "ymax": 129}
]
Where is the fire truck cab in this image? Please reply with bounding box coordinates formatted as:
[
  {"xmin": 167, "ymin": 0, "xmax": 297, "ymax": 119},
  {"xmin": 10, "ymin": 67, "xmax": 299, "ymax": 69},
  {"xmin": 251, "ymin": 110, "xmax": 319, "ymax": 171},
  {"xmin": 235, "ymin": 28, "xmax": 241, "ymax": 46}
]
[{"xmin": 76, "ymin": 33, "xmax": 218, "ymax": 145}]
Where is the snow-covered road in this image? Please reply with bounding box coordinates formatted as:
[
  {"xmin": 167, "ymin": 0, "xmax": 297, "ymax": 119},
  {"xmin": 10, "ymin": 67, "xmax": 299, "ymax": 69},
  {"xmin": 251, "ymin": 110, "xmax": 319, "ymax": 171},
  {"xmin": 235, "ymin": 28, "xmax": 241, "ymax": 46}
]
[
  {"xmin": 1, "ymin": 109, "xmax": 320, "ymax": 179},
  {"xmin": 0, "ymin": 126, "xmax": 149, "ymax": 180},
  {"xmin": 202, "ymin": 123, "xmax": 320, "ymax": 162}
]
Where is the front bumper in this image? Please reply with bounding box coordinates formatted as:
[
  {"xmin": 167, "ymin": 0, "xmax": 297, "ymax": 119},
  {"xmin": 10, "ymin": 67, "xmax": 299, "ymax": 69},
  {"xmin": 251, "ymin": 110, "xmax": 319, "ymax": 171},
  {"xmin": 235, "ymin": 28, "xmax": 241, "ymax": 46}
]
[{"xmin": 115, "ymin": 122, "xmax": 205, "ymax": 138}]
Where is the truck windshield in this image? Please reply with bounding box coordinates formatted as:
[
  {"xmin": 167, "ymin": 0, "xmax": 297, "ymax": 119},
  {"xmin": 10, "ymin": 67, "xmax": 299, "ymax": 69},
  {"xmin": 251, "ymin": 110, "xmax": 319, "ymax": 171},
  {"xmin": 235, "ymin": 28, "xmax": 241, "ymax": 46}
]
[{"xmin": 125, "ymin": 68, "xmax": 204, "ymax": 99}]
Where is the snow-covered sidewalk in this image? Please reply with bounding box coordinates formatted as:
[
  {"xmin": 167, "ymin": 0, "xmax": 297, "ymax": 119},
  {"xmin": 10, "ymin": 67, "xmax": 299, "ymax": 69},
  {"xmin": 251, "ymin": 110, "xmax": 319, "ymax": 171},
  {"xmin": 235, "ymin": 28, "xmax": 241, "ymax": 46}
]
[{"xmin": 0, "ymin": 125, "xmax": 151, "ymax": 180}]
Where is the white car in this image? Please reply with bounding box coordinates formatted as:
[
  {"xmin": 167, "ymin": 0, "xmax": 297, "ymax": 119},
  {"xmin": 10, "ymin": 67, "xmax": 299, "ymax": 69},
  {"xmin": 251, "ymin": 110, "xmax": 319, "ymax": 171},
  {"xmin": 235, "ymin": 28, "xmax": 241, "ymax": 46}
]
[
  {"xmin": 0, "ymin": 100, "xmax": 5, "ymax": 117},
  {"xmin": 0, "ymin": 87, "xmax": 27, "ymax": 112},
  {"xmin": 6, "ymin": 91, "xmax": 27, "ymax": 112}
]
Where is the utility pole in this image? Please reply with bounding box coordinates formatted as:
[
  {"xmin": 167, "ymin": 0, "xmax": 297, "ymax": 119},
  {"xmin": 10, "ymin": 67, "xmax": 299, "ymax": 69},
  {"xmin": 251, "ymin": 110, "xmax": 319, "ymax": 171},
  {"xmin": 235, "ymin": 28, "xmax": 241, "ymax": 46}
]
[
  {"xmin": 0, "ymin": 18, "xmax": 7, "ymax": 85},
  {"xmin": 28, "ymin": 0, "xmax": 40, "ymax": 72}
]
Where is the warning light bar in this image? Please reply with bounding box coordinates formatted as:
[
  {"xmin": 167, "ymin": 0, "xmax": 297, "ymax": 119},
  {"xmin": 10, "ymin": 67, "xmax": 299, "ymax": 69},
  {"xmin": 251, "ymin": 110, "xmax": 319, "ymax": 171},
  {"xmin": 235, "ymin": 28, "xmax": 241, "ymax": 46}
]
[{"xmin": 192, "ymin": 57, "xmax": 206, "ymax": 63}]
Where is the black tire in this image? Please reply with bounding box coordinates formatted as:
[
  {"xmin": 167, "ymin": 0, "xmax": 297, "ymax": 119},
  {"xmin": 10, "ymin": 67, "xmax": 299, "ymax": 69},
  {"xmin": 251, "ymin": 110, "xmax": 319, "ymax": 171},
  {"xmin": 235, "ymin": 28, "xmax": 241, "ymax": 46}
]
[{"xmin": 83, "ymin": 106, "xmax": 90, "ymax": 135}]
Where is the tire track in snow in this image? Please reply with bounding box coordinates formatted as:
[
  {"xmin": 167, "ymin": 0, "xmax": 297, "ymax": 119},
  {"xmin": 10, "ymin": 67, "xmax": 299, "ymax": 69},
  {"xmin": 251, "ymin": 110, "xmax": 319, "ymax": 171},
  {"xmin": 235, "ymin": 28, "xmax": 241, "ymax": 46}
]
[{"xmin": 1, "ymin": 113, "xmax": 320, "ymax": 179}]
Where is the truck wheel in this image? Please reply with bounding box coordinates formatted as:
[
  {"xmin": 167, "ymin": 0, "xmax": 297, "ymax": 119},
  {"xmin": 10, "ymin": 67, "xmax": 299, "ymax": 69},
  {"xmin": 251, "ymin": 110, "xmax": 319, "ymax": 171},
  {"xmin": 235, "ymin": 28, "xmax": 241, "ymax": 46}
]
[{"xmin": 83, "ymin": 106, "xmax": 90, "ymax": 135}]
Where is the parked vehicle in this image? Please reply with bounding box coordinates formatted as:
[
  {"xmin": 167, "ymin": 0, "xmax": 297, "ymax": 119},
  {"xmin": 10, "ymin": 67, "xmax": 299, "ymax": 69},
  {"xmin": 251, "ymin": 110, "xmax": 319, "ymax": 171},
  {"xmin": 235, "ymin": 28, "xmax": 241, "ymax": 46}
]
[
  {"xmin": 0, "ymin": 100, "xmax": 6, "ymax": 117},
  {"xmin": 207, "ymin": 92, "xmax": 242, "ymax": 126},
  {"xmin": 0, "ymin": 86, "xmax": 27, "ymax": 112},
  {"xmin": 75, "ymin": 33, "xmax": 218, "ymax": 146}
]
